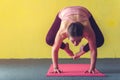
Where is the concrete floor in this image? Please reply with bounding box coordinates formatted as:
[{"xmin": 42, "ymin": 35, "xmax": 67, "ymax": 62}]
[{"xmin": 0, "ymin": 58, "xmax": 120, "ymax": 80}]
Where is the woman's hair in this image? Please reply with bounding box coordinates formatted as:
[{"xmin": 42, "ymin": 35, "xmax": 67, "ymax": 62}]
[{"xmin": 68, "ymin": 22, "xmax": 84, "ymax": 37}]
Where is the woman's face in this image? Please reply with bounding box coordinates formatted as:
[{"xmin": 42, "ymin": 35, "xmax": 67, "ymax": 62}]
[{"xmin": 68, "ymin": 36, "xmax": 82, "ymax": 46}]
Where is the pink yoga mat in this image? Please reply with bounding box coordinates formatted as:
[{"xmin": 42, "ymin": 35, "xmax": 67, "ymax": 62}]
[{"xmin": 46, "ymin": 64, "xmax": 105, "ymax": 77}]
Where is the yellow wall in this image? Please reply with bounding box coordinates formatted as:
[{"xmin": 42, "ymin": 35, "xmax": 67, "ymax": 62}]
[{"xmin": 0, "ymin": 0, "xmax": 120, "ymax": 58}]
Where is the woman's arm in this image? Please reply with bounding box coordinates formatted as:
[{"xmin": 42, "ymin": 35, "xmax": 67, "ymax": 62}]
[
  {"xmin": 52, "ymin": 31, "xmax": 63, "ymax": 73},
  {"xmin": 87, "ymin": 31, "xmax": 97, "ymax": 73}
]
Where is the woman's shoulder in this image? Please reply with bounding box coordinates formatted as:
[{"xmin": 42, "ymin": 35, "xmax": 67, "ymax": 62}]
[{"xmin": 83, "ymin": 23, "xmax": 95, "ymax": 40}]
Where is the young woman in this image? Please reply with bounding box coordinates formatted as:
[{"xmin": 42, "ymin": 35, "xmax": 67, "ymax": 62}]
[{"xmin": 46, "ymin": 6, "xmax": 104, "ymax": 73}]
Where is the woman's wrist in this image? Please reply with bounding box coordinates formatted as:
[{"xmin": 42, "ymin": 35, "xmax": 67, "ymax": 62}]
[{"xmin": 54, "ymin": 66, "xmax": 59, "ymax": 69}]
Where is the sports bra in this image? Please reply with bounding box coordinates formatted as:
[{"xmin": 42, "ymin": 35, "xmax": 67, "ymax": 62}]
[{"xmin": 58, "ymin": 6, "xmax": 91, "ymax": 21}]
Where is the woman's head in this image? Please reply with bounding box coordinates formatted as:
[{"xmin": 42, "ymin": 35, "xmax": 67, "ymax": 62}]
[
  {"xmin": 68, "ymin": 22, "xmax": 84, "ymax": 46},
  {"xmin": 68, "ymin": 22, "xmax": 84, "ymax": 37}
]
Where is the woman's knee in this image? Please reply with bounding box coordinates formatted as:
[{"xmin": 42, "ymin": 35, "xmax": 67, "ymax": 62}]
[
  {"xmin": 46, "ymin": 36, "xmax": 54, "ymax": 46},
  {"xmin": 96, "ymin": 36, "xmax": 104, "ymax": 47}
]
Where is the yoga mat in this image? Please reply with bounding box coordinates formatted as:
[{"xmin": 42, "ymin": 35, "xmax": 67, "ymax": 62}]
[{"xmin": 46, "ymin": 64, "xmax": 105, "ymax": 77}]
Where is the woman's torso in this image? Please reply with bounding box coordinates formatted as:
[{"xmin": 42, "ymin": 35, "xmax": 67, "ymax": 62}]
[{"xmin": 58, "ymin": 6, "xmax": 94, "ymax": 39}]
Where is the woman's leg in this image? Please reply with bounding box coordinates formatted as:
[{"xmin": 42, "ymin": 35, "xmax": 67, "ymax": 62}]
[
  {"xmin": 46, "ymin": 14, "xmax": 66, "ymax": 49},
  {"xmin": 83, "ymin": 16, "xmax": 104, "ymax": 52}
]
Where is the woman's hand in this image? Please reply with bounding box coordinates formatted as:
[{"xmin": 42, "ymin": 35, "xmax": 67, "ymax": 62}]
[
  {"xmin": 53, "ymin": 68, "xmax": 62, "ymax": 73},
  {"xmin": 85, "ymin": 69, "xmax": 96, "ymax": 74}
]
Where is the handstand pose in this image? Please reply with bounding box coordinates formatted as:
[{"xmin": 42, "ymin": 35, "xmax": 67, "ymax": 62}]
[{"xmin": 46, "ymin": 6, "xmax": 104, "ymax": 73}]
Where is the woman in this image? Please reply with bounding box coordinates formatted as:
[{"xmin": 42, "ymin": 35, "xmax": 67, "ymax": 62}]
[{"xmin": 46, "ymin": 6, "xmax": 104, "ymax": 73}]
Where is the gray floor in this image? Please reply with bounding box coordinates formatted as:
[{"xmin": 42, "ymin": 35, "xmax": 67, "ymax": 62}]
[{"xmin": 0, "ymin": 58, "xmax": 120, "ymax": 80}]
